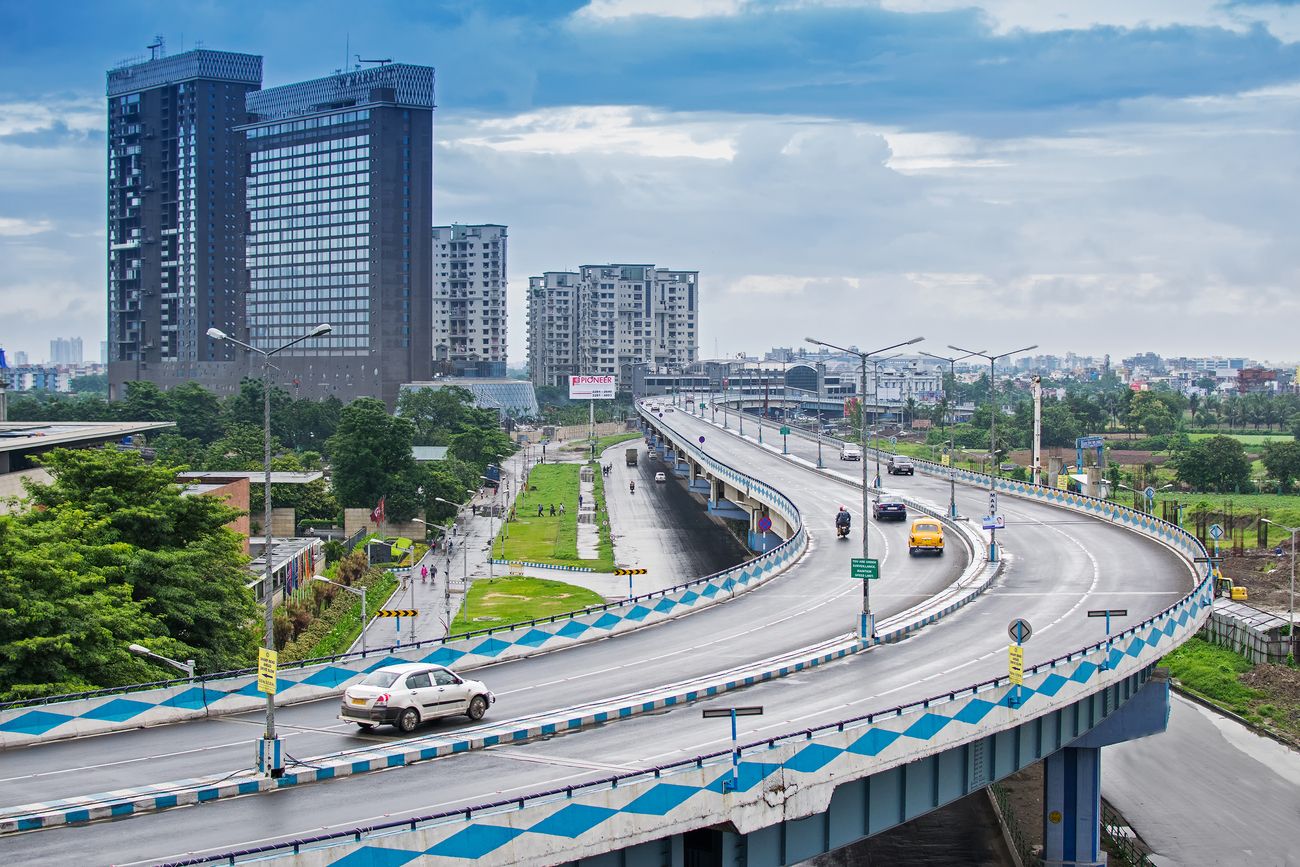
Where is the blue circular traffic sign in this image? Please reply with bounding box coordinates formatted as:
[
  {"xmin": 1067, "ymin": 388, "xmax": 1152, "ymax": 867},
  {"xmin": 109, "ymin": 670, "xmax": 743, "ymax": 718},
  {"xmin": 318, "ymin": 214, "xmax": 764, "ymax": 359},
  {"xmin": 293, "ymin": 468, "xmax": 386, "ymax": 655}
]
[
  {"xmin": 698, "ymin": 436, "xmax": 706, "ymax": 444},
  {"xmin": 757, "ymin": 515, "xmax": 772, "ymax": 533}
]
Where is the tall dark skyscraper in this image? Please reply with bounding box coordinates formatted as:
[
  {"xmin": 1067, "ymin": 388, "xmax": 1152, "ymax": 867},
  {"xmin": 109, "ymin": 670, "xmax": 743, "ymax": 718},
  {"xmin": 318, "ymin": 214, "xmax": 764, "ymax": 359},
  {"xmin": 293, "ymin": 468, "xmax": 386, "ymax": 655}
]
[
  {"xmin": 239, "ymin": 64, "xmax": 435, "ymax": 404},
  {"xmin": 105, "ymin": 49, "xmax": 263, "ymax": 398}
]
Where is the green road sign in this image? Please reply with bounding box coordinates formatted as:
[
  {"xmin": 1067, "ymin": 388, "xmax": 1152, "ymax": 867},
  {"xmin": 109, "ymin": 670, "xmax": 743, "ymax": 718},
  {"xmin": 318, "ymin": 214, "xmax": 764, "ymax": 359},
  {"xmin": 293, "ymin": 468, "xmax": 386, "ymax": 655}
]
[
  {"xmin": 780, "ymin": 426, "xmax": 790, "ymax": 436},
  {"xmin": 851, "ymin": 558, "xmax": 880, "ymax": 580}
]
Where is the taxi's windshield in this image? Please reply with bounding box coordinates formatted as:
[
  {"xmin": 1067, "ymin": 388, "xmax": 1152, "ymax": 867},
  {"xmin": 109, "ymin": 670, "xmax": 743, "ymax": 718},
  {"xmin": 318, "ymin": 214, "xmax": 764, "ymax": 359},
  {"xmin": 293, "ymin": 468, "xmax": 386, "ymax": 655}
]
[{"xmin": 915, "ymin": 523, "xmax": 940, "ymax": 533}]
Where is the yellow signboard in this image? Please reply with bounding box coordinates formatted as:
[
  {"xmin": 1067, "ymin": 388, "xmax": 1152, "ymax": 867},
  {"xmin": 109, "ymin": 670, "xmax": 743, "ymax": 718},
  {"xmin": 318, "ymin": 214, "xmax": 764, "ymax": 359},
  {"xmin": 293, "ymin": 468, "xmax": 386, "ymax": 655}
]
[
  {"xmin": 257, "ymin": 647, "xmax": 278, "ymax": 695},
  {"xmin": 941, "ymin": 453, "xmax": 951, "ymax": 467},
  {"xmin": 1008, "ymin": 644, "xmax": 1024, "ymax": 686},
  {"xmin": 1056, "ymin": 472, "xmax": 1070, "ymax": 490}
]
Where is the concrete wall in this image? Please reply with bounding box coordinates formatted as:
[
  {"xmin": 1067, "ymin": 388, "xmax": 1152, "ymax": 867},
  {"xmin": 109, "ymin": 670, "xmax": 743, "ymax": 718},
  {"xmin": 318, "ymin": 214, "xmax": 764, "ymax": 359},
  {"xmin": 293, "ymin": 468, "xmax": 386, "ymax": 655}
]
[
  {"xmin": 0, "ymin": 468, "xmax": 49, "ymax": 514},
  {"xmin": 270, "ymin": 506, "xmax": 296, "ymax": 538}
]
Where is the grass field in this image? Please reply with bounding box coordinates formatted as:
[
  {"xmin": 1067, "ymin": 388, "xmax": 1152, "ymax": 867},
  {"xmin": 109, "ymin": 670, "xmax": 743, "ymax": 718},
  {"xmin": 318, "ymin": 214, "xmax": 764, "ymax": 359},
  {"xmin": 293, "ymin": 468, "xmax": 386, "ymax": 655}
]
[
  {"xmin": 497, "ymin": 462, "xmax": 615, "ymax": 571},
  {"xmin": 1186, "ymin": 432, "xmax": 1294, "ymax": 446},
  {"xmin": 450, "ymin": 575, "xmax": 606, "ymax": 634},
  {"xmin": 1162, "ymin": 638, "xmax": 1298, "ymax": 739}
]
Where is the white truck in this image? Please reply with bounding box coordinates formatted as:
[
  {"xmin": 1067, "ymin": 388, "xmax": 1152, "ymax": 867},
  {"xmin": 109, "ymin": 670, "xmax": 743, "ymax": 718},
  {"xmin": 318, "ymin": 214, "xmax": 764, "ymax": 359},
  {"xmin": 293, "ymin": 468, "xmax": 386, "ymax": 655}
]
[{"xmin": 839, "ymin": 444, "xmax": 862, "ymax": 461}]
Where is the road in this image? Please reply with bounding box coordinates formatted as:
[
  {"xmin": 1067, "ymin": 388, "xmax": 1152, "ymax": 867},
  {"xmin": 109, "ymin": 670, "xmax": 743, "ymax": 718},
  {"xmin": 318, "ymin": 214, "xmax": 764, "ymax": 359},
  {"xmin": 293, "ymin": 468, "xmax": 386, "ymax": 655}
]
[
  {"xmin": 1104, "ymin": 692, "xmax": 1300, "ymax": 866},
  {"xmin": 0, "ymin": 404, "xmax": 1194, "ymax": 864}
]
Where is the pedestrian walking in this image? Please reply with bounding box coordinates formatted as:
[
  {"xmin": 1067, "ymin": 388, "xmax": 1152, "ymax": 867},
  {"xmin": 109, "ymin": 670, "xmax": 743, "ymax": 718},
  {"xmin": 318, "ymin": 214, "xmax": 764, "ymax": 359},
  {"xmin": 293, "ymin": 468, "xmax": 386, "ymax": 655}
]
[
  {"xmin": 560, "ymin": 502, "xmax": 566, "ymax": 515},
  {"xmin": 549, "ymin": 503, "xmax": 557, "ymax": 516},
  {"xmin": 578, "ymin": 494, "xmax": 584, "ymax": 509},
  {"xmin": 538, "ymin": 503, "xmax": 545, "ymax": 517},
  {"xmin": 421, "ymin": 564, "xmax": 428, "ymax": 584},
  {"xmin": 431, "ymin": 564, "xmax": 438, "ymax": 581}
]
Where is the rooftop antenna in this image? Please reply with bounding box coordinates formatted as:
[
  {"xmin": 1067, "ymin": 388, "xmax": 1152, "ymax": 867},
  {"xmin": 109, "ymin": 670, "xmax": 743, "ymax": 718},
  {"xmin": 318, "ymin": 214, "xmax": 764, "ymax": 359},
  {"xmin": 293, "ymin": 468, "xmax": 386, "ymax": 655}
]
[
  {"xmin": 147, "ymin": 34, "xmax": 166, "ymax": 61},
  {"xmin": 356, "ymin": 55, "xmax": 392, "ymax": 66}
]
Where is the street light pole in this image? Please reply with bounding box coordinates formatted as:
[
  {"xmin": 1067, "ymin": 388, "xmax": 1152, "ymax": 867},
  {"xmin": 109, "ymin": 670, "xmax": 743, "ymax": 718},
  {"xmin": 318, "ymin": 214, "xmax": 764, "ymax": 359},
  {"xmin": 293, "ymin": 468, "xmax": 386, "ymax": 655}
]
[
  {"xmin": 921, "ymin": 350, "xmax": 983, "ymax": 518},
  {"xmin": 869, "ymin": 354, "xmax": 902, "ymax": 490},
  {"xmin": 128, "ymin": 643, "xmax": 195, "ymax": 681},
  {"xmin": 208, "ymin": 322, "xmax": 330, "ymax": 778},
  {"xmin": 948, "ymin": 343, "xmax": 1036, "ymax": 564},
  {"xmin": 806, "ymin": 335, "xmax": 923, "ymax": 640}
]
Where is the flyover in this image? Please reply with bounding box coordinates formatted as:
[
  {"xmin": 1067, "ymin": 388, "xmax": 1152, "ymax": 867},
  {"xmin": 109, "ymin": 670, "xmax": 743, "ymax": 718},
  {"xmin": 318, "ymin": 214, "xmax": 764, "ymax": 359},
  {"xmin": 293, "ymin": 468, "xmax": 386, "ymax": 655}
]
[{"xmin": 0, "ymin": 397, "xmax": 1206, "ymax": 865}]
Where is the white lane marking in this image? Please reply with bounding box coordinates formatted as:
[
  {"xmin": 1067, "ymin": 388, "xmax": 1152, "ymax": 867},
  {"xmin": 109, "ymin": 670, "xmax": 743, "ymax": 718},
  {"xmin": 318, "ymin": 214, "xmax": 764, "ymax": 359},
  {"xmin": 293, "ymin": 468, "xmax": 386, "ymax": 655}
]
[{"xmin": 487, "ymin": 750, "xmax": 642, "ymax": 774}]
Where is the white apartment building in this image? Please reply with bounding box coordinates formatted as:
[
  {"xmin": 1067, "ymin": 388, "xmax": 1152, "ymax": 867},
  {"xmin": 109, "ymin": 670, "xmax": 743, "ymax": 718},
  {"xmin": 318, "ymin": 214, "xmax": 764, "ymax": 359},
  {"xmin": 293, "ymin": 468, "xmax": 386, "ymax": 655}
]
[
  {"xmin": 433, "ymin": 224, "xmax": 507, "ymax": 376},
  {"xmin": 527, "ymin": 264, "xmax": 698, "ymax": 389}
]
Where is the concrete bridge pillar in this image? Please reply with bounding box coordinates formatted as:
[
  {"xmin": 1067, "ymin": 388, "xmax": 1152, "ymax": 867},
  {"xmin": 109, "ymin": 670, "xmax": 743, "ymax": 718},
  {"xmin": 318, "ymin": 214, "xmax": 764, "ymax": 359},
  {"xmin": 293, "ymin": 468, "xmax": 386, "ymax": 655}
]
[{"xmin": 1042, "ymin": 746, "xmax": 1105, "ymax": 867}]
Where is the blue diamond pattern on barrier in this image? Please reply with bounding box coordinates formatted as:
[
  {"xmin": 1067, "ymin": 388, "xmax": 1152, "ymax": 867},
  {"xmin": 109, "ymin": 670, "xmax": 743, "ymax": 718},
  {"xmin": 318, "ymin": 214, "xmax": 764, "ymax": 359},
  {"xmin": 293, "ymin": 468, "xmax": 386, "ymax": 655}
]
[
  {"xmin": 1070, "ymin": 661, "xmax": 1098, "ymax": 683},
  {"xmin": 623, "ymin": 606, "xmax": 651, "ymax": 622},
  {"xmin": 620, "ymin": 783, "xmax": 699, "ymax": 816},
  {"xmin": 160, "ymin": 687, "xmax": 212, "ymax": 710},
  {"xmin": 701, "ymin": 584, "xmax": 720, "ymax": 598},
  {"xmin": 300, "ymin": 666, "xmax": 356, "ymax": 688},
  {"xmin": 555, "ymin": 620, "xmax": 589, "ymax": 639},
  {"xmin": 784, "ymin": 743, "xmax": 843, "ymax": 774},
  {"xmin": 1036, "ymin": 673, "xmax": 1069, "ymax": 698},
  {"xmin": 847, "ymin": 728, "xmax": 901, "ymax": 756},
  {"xmin": 903, "ymin": 712, "xmax": 952, "ymax": 741},
  {"xmin": 81, "ymin": 698, "xmax": 155, "ymax": 723},
  {"xmin": 421, "ymin": 647, "xmax": 467, "ymax": 666},
  {"xmin": 952, "ymin": 698, "xmax": 997, "ymax": 725},
  {"xmin": 471, "ymin": 638, "xmax": 513, "ymax": 658},
  {"xmin": 425, "ymin": 824, "xmax": 525, "ymax": 859},
  {"xmin": 0, "ymin": 709, "xmax": 74, "ymax": 736},
  {"xmin": 327, "ymin": 844, "xmax": 422, "ymax": 866},
  {"xmin": 513, "ymin": 629, "xmax": 553, "ymax": 649},
  {"xmin": 528, "ymin": 804, "xmax": 618, "ymax": 838},
  {"xmin": 680, "ymin": 591, "xmax": 700, "ymax": 605},
  {"xmin": 591, "ymin": 613, "xmax": 621, "ymax": 630},
  {"xmin": 653, "ymin": 598, "xmax": 677, "ymax": 613},
  {"xmin": 704, "ymin": 761, "xmax": 782, "ymax": 794}
]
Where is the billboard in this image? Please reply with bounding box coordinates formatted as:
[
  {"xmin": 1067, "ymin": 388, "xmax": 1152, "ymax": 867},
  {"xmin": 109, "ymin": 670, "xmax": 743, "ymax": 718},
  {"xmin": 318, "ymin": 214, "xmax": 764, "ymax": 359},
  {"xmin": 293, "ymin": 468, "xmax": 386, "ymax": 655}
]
[{"xmin": 569, "ymin": 374, "xmax": 617, "ymax": 400}]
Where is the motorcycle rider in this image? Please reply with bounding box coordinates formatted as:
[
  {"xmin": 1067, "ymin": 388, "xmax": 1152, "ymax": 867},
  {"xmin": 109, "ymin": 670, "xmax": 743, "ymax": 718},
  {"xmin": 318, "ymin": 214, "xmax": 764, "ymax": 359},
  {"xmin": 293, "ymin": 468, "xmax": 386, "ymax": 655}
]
[
  {"xmin": 629, "ymin": 479, "xmax": 636, "ymax": 494},
  {"xmin": 835, "ymin": 506, "xmax": 851, "ymax": 536}
]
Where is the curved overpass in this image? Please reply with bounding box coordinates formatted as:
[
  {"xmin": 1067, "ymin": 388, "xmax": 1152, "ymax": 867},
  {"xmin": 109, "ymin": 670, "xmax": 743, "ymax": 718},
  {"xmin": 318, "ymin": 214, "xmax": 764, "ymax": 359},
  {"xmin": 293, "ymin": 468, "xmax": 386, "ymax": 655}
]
[{"xmin": 0, "ymin": 401, "xmax": 1207, "ymax": 865}]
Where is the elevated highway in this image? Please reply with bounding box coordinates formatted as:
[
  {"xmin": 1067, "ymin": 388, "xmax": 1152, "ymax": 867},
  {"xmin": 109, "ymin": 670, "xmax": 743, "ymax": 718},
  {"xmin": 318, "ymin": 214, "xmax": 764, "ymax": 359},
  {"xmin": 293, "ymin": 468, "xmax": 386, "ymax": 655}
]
[{"xmin": 0, "ymin": 399, "xmax": 1206, "ymax": 866}]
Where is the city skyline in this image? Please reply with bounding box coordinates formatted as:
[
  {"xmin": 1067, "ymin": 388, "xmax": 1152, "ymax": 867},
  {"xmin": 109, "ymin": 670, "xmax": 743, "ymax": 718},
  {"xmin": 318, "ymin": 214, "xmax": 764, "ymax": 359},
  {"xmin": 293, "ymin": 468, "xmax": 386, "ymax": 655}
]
[{"xmin": 4, "ymin": 2, "xmax": 1300, "ymax": 368}]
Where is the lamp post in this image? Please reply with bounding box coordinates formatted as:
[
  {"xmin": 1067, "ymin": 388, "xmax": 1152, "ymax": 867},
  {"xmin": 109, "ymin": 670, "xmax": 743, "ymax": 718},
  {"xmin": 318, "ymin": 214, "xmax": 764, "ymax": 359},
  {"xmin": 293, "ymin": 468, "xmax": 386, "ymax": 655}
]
[
  {"xmin": 128, "ymin": 643, "xmax": 195, "ymax": 682},
  {"xmin": 869, "ymin": 353, "xmax": 903, "ymax": 490},
  {"xmin": 920, "ymin": 350, "xmax": 984, "ymax": 518},
  {"xmin": 815, "ymin": 361, "xmax": 825, "ymax": 469},
  {"xmin": 482, "ymin": 474, "xmax": 501, "ymax": 581},
  {"xmin": 948, "ymin": 343, "xmax": 1036, "ymax": 563},
  {"xmin": 806, "ymin": 335, "xmax": 924, "ymax": 639},
  {"xmin": 207, "ymin": 321, "xmax": 331, "ymax": 778},
  {"xmin": 313, "ymin": 576, "xmax": 368, "ymax": 655},
  {"xmin": 1262, "ymin": 518, "xmax": 1298, "ymax": 658}
]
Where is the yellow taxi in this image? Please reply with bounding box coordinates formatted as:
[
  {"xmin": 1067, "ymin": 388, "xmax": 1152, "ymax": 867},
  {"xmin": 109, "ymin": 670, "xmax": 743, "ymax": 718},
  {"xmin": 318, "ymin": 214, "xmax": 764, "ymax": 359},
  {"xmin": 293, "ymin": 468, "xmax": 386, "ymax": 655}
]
[{"xmin": 908, "ymin": 518, "xmax": 944, "ymax": 556}]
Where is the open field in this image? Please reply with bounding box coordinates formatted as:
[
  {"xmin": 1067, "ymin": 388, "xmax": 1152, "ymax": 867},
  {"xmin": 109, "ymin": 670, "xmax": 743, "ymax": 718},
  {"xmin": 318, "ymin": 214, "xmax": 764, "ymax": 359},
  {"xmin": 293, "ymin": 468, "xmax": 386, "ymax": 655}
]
[
  {"xmin": 450, "ymin": 575, "xmax": 605, "ymax": 634},
  {"xmin": 497, "ymin": 462, "xmax": 615, "ymax": 571},
  {"xmin": 1187, "ymin": 432, "xmax": 1294, "ymax": 446}
]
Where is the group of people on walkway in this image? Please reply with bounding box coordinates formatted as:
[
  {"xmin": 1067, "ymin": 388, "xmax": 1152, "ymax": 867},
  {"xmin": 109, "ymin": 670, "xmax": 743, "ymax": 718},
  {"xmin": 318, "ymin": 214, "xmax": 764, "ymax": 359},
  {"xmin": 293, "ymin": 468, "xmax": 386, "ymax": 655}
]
[
  {"xmin": 419, "ymin": 563, "xmax": 440, "ymax": 584},
  {"xmin": 535, "ymin": 503, "xmax": 567, "ymax": 517}
]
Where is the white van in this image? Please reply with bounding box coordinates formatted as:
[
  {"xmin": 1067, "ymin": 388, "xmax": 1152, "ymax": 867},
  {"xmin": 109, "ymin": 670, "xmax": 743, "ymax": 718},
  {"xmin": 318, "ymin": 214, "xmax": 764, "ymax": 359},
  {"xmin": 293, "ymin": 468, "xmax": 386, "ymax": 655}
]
[{"xmin": 840, "ymin": 445, "xmax": 862, "ymax": 461}]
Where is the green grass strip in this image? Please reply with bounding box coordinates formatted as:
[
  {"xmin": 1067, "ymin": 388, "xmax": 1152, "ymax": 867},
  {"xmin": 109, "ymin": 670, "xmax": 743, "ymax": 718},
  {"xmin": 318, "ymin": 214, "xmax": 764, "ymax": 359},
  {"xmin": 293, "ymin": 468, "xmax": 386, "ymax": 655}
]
[{"xmin": 450, "ymin": 575, "xmax": 606, "ymax": 634}]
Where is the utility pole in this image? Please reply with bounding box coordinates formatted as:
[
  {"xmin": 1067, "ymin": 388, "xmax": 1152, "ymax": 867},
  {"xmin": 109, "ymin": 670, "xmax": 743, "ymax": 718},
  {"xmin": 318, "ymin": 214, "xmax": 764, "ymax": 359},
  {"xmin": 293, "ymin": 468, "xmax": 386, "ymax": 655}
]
[{"xmin": 1032, "ymin": 375, "xmax": 1043, "ymax": 486}]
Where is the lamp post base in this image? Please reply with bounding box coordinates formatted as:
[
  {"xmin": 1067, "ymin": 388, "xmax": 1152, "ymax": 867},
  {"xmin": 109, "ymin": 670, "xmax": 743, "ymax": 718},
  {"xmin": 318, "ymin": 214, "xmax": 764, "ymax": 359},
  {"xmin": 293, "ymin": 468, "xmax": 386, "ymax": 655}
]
[{"xmin": 256, "ymin": 736, "xmax": 284, "ymax": 778}]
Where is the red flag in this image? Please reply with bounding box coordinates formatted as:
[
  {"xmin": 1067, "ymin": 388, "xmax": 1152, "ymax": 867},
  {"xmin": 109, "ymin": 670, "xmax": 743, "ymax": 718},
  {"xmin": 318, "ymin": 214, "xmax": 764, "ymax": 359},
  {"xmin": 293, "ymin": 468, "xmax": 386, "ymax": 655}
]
[{"xmin": 370, "ymin": 496, "xmax": 386, "ymax": 525}]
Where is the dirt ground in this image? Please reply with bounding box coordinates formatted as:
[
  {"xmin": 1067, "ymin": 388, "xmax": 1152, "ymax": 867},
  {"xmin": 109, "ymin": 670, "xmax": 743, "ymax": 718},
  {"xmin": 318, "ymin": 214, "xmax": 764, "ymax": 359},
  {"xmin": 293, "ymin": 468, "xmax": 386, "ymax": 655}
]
[
  {"xmin": 1221, "ymin": 553, "xmax": 1297, "ymax": 611},
  {"xmin": 1239, "ymin": 664, "xmax": 1300, "ymax": 737}
]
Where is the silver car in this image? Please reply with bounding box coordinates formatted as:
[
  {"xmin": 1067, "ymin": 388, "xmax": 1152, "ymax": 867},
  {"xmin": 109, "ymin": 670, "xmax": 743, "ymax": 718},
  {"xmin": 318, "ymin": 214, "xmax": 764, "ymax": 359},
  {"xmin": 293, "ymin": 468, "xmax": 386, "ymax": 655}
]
[{"xmin": 338, "ymin": 662, "xmax": 494, "ymax": 733}]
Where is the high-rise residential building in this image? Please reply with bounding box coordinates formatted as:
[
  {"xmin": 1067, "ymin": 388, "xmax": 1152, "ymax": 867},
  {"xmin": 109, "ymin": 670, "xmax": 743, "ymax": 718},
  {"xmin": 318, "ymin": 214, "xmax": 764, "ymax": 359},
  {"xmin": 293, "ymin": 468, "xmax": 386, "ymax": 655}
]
[
  {"xmin": 49, "ymin": 337, "xmax": 84, "ymax": 365},
  {"xmin": 432, "ymin": 224, "xmax": 507, "ymax": 377},
  {"xmin": 100, "ymin": 341, "xmax": 108, "ymax": 365},
  {"xmin": 105, "ymin": 48, "xmax": 263, "ymax": 399},
  {"xmin": 239, "ymin": 63, "xmax": 434, "ymax": 405},
  {"xmin": 527, "ymin": 264, "xmax": 698, "ymax": 389},
  {"xmin": 13, "ymin": 351, "xmax": 29, "ymax": 366}
]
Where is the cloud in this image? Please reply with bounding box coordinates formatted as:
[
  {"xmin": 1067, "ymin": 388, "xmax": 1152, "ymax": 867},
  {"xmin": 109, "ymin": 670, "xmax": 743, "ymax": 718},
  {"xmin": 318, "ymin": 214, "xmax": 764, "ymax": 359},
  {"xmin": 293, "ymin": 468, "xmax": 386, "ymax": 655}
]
[
  {"xmin": 576, "ymin": 0, "xmax": 746, "ymax": 19},
  {"xmin": 0, "ymin": 217, "xmax": 54, "ymax": 237}
]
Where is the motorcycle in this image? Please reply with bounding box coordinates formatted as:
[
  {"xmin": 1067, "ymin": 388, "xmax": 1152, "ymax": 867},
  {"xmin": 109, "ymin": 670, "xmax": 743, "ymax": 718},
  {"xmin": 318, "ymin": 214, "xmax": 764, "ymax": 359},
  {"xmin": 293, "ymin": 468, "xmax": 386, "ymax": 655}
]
[
  {"xmin": 629, "ymin": 480, "xmax": 636, "ymax": 494},
  {"xmin": 836, "ymin": 522, "xmax": 851, "ymax": 539}
]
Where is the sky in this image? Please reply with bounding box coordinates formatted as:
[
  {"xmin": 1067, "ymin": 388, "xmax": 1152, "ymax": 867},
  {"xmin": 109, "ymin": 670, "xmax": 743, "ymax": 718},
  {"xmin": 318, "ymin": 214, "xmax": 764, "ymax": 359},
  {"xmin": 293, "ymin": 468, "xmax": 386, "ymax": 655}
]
[{"xmin": 2, "ymin": 0, "xmax": 1300, "ymax": 367}]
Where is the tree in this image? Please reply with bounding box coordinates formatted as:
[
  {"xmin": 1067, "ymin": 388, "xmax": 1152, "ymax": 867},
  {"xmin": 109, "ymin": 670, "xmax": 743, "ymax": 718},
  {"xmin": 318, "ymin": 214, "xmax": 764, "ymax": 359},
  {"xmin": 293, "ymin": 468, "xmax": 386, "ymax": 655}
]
[
  {"xmin": 223, "ymin": 378, "xmax": 293, "ymax": 444},
  {"xmin": 327, "ymin": 398, "xmax": 416, "ymax": 509},
  {"xmin": 69, "ymin": 373, "xmax": 108, "ymax": 395},
  {"xmin": 23, "ymin": 448, "xmax": 257, "ymax": 673},
  {"xmin": 119, "ymin": 381, "xmax": 172, "ymax": 422},
  {"xmin": 1262, "ymin": 441, "xmax": 1300, "ymax": 492},
  {"xmin": 1171, "ymin": 435, "xmax": 1251, "ymax": 492},
  {"xmin": 169, "ymin": 381, "xmax": 225, "ymax": 443}
]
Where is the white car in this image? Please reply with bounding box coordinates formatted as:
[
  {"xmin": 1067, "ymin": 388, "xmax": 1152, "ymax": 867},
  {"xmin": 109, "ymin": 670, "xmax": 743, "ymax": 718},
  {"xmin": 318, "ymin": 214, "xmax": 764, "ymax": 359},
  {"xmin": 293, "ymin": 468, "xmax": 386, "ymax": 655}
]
[
  {"xmin": 654, "ymin": 471, "xmax": 667, "ymax": 482},
  {"xmin": 338, "ymin": 662, "xmax": 494, "ymax": 733}
]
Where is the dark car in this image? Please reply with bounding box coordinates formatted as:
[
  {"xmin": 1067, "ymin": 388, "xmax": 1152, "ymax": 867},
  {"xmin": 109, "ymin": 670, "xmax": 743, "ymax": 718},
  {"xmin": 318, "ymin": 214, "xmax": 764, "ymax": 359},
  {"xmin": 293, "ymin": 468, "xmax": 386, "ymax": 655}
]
[
  {"xmin": 887, "ymin": 455, "xmax": 915, "ymax": 476},
  {"xmin": 873, "ymin": 496, "xmax": 908, "ymax": 520}
]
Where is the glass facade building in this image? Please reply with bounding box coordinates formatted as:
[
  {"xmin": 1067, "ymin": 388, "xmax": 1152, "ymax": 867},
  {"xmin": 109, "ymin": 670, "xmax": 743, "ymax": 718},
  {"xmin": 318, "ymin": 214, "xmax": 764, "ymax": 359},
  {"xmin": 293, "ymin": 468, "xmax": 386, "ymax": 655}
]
[
  {"xmin": 239, "ymin": 64, "xmax": 434, "ymax": 404},
  {"xmin": 105, "ymin": 49, "xmax": 263, "ymax": 398}
]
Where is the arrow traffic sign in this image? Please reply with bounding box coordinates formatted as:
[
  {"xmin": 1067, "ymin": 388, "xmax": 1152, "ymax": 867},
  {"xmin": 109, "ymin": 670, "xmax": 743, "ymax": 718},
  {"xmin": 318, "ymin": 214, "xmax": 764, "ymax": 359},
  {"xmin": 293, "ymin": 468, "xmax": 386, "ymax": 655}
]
[
  {"xmin": 1007, "ymin": 618, "xmax": 1032, "ymax": 644},
  {"xmin": 1008, "ymin": 645, "xmax": 1024, "ymax": 686},
  {"xmin": 374, "ymin": 609, "xmax": 418, "ymax": 618},
  {"xmin": 615, "ymin": 568, "xmax": 648, "ymax": 575},
  {"xmin": 1209, "ymin": 523, "xmax": 1224, "ymax": 540},
  {"xmin": 1143, "ymin": 486, "xmax": 1156, "ymax": 501}
]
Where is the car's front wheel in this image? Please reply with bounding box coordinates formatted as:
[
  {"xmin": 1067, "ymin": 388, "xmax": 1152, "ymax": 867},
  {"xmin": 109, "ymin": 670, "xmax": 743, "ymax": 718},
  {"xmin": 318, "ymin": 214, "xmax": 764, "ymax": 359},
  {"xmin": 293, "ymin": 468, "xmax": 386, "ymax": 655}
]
[
  {"xmin": 396, "ymin": 707, "xmax": 420, "ymax": 733},
  {"xmin": 466, "ymin": 695, "xmax": 489, "ymax": 721}
]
